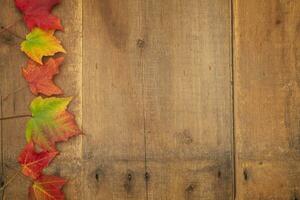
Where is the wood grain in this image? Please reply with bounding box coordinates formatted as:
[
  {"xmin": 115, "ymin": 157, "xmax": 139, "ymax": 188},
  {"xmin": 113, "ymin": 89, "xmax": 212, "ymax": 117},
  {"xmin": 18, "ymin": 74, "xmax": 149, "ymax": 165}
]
[
  {"xmin": 82, "ymin": 0, "xmax": 233, "ymax": 199},
  {"xmin": 234, "ymin": 0, "xmax": 300, "ymax": 199},
  {"xmin": 82, "ymin": 0, "xmax": 147, "ymax": 199},
  {"xmin": 142, "ymin": 1, "xmax": 233, "ymax": 199}
]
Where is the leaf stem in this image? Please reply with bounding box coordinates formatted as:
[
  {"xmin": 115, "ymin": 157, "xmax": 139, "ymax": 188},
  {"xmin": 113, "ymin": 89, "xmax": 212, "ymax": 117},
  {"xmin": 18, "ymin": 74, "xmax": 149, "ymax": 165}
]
[
  {"xmin": 0, "ymin": 171, "xmax": 20, "ymax": 191},
  {"xmin": 2, "ymin": 86, "xmax": 27, "ymax": 101},
  {"xmin": 0, "ymin": 19, "xmax": 25, "ymax": 40},
  {"xmin": 0, "ymin": 114, "xmax": 31, "ymax": 121}
]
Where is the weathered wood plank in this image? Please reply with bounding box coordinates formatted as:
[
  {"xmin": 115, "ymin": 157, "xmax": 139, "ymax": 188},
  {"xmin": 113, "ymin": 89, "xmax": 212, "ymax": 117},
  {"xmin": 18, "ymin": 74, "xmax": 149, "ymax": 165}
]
[
  {"xmin": 82, "ymin": 0, "xmax": 147, "ymax": 199},
  {"xmin": 82, "ymin": 0, "xmax": 233, "ymax": 199},
  {"xmin": 234, "ymin": 0, "xmax": 300, "ymax": 199},
  {"xmin": 142, "ymin": 1, "xmax": 233, "ymax": 199},
  {"xmin": 0, "ymin": 0, "xmax": 83, "ymax": 199}
]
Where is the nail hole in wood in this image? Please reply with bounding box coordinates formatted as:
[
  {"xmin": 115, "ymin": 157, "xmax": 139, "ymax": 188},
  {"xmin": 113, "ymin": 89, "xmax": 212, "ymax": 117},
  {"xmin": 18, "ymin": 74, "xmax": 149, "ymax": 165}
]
[
  {"xmin": 217, "ymin": 170, "xmax": 222, "ymax": 178},
  {"xmin": 0, "ymin": 175, "xmax": 4, "ymax": 187},
  {"xmin": 94, "ymin": 168, "xmax": 104, "ymax": 183},
  {"xmin": 124, "ymin": 171, "xmax": 134, "ymax": 193},
  {"xmin": 127, "ymin": 173, "xmax": 132, "ymax": 181},
  {"xmin": 243, "ymin": 169, "xmax": 248, "ymax": 181},
  {"xmin": 144, "ymin": 172, "xmax": 150, "ymax": 182}
]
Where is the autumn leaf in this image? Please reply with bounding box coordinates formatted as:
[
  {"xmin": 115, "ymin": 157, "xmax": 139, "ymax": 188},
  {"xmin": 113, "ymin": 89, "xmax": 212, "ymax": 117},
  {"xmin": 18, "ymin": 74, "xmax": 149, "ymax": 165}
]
[
  {"xmin": 29, "ymin": 175, "xmax": 66, "ymax": 200},
  {"xmin": 18, "ymin": 141, "xmax": 57, "ymax": 179},
  {"xmin": 26, "ymin": 97, "xmax": 81, "ymax": 151},
  {"xmin": 21, "ymin": 28, "xmax": 66, "ymax": 64},
  {"xmin": 22, "ymin": 57, "xmax": 64, "ymax": 96},
  {"xmin": 15, "ymin": 0, "xmax": 63, "ymax": 31}
]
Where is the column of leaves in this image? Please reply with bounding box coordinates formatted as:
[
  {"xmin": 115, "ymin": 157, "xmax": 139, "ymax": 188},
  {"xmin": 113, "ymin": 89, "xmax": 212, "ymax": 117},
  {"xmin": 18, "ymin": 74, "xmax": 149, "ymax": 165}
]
[{"xmin": 14, "ymin": 0, "xmax": 81, "ymax": 199}]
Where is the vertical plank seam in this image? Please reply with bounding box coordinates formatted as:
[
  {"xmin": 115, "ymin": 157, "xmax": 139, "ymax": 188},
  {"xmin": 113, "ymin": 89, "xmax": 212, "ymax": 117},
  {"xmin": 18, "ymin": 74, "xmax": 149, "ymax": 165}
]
[
  {"xmin": 230, "ymin": 0, "xmax": 237, "ymax": 199},
  {"xmin": 138, "ymin": 1, "xmax": 149, "ymax": 199},
  {"xmin": 140, "ymin": 25, "xmax": 149, "ymax": 200},
  {"xmin": 0, "ymin": 96, "xmax": 4, "ymax": 200},
  {"xmin": 142, "ymin": 72, "xmax": 149, "ymax": 200}
]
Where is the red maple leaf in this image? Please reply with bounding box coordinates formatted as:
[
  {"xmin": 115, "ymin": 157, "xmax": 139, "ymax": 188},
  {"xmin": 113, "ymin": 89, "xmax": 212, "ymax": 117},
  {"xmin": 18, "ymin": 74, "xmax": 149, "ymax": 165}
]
[
  {"xmin": 18, "ymin": 142, "xmax": 58, "ymax": 179},
  {"xmin": 15, "ymin": 0, "xmax": 63, "ymax": 30},
  {"xmin": 29, "ymin": 175, "xmax": 66, "ymax": 200},
  {"xmin": 22, "ymin": 57, "xmax": 64, "ymax": 96}
]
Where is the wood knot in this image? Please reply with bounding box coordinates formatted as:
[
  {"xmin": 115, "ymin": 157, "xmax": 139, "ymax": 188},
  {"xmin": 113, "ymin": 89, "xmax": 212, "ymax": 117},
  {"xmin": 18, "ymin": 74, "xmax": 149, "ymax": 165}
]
[
  {"xmin": 217, "ymin": 170, "xmax": 222, "ymax": 178},
  {"xmin": 243, "ymin": 168, "xmax": 249, "ymax": 181},
  {"xmin": 144, "ymin": 172, "xmax": 150, "ymax": 182},
  {"xmin": 275, "ymin": 19, "xmax": 282, "ymax": 25},
  {"xmin": 185, "ymin": 184, "xmax": 195, "ymax": 193},
  {"xmin": 127, "ymin": 173, "xmax": 132, "ymax": 181},
  {"xmin": 176, "ymin": 129, "xmax": 193, "ymax": 145},
  {"xmin": 137, "ymin": 39, "xmax": 145, "ymax": 48},
  {"xmin": 95, "ymin": 173, "xmax": 99, "ymax": 181},
  {"xmin": 124, "ymin": 170, "xmax": 134, "ymax": 193},
  {"xmin": 292, "ymin": 194, "xmax": 299, "ymax": 200},
  {"xmin": 94, "ymin": 168, "xmax": 104, "ymax": 183},
  {"xmin": 84, "ymin": 151, "xmax": 94, "ymax": 160},
  {"xmin": 0, "ymin": 176, "xmax": 4, "ymax": 187}
]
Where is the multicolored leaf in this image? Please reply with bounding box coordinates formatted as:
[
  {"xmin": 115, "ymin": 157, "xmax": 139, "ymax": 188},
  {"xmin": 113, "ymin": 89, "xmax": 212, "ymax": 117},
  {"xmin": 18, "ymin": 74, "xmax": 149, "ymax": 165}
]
[
  {"xmin": 18, "ymin": 141, "xmax": 57, "ymax": 179},
  {"xmin": 15, "ymin": 0, "xmax": 63, "ymax": 31},
  {"xmin": 21, "ymin": 28, "xmax": 66, "ymax": 64},
  {"xmin": 22, "ymin": 57, "xmax": 64, "ymax": 96},
  {"xmin": 26, "ymin": 97, "xmax": 81, "ymax": 151},
  {"xmin": 29, "ymin": 175, "xmax": 66, "ymax": 200}
]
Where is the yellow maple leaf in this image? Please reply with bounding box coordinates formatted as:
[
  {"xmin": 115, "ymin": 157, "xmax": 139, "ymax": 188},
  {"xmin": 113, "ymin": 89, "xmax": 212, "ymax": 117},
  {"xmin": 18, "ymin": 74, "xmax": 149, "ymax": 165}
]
[{"xmin": 21, "ymin": 28, "xmax": 66, "ymax": 64}]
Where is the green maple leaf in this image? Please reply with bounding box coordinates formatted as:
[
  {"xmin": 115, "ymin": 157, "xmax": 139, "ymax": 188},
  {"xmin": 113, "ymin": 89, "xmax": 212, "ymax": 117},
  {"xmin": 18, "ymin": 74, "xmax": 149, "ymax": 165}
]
[
  {"xmin": 21, "ymin": 28, "xmax": 66, "ymax": 64},
  {"xmin": 26, "ymin": 97, "xmax": 80, "ymax": 151}
]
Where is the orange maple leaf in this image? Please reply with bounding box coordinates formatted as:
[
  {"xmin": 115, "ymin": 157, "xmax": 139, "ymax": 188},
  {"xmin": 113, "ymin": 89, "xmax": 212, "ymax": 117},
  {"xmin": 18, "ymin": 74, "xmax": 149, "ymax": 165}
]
[{"xmin": 22, "ymin": 57, "xmax": 64, "ymax": 96}]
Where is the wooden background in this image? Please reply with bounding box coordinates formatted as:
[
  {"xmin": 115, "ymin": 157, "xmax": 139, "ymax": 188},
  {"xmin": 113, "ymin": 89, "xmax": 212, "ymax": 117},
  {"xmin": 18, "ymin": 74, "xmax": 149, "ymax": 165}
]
[{"xmin": 0, "ymin": 0, "xmax": 299, "ymax": 199}]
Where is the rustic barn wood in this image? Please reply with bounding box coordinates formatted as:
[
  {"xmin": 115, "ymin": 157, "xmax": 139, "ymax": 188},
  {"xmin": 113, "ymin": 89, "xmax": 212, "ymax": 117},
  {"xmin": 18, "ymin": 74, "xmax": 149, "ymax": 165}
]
[
  {"xmin": 82, "ymin": 0, "xmax": 233, "ymax": 199},
  {"xmin": 0, "ymin": 0, "xmax": 300, "ymax": 199},
  {"xmin": 234, "ymin": 0, "xmax": 300, "ymax": 199}
]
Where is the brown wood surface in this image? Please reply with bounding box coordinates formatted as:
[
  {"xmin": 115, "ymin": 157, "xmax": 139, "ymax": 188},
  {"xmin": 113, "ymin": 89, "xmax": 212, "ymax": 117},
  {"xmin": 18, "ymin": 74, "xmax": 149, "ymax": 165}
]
[
  {"xmin": 82, "ymin": 1, "xmax": 147, "ymax": 199},
  {"xmin": 82, "ymin": 0, "xmax": 233, "ymax": 199},
  {"xmin": 1, "ymin": 0, "xmax": 300, "ymax": 199},
  {"xmin": 234, "ymin": 0, "xmax": 300, "ymax": 199},
  {"xmin": 141, "ymin": 1, "xmax": 233, "ymax": 199}
]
